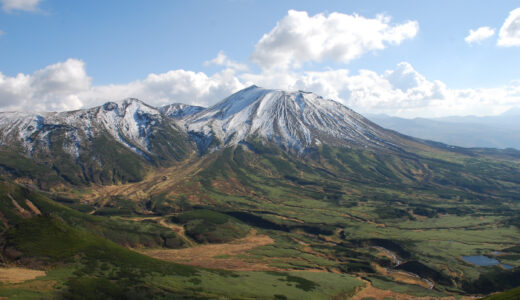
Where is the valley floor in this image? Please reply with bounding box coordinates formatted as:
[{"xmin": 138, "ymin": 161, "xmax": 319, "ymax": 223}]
[
  {"xmin": 137, "ymin": 229, "xmax": 276, "ymax": 271},
  {"xmin": 2, "ymin": 143, "xmax": 520, "ymax": 299}
]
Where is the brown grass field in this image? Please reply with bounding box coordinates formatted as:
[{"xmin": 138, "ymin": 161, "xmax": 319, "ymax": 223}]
[
  {"xmin": 137, "ymin": 230, "xmax": 276, "ymax": 271},
  {"xmin": 0, "ymin": 267, "xmax": 46, "ymax": 283}
]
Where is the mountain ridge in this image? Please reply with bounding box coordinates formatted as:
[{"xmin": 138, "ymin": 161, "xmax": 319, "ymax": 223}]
[
  {"xmin": 184, "ymin": 85, "xmax": 403, "ymax": 152},
  {"xmin": 0, "ymin": 97, "xmax": 194, "ymax": 186},
  {"xmin": 0, "ymin": 85, "xmax": 408, "ymax": 159},
  {"xmin": 0, "ymin": 85, "xmax": 517, "ymax": 188},
  {"xmin": 159, "ymin": 103, "xmax": 205, "ymax": 119}
]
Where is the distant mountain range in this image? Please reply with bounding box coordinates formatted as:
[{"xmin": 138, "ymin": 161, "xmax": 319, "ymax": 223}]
[{"xmin": 367, "ymin": 109, "xmax": 520, "ymax": 150}]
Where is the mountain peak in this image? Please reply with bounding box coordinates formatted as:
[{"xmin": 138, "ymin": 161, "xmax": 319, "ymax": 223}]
[
  {"xmin": 160, "ymin": 103, "xmax": 205, "ymax": 119},
  {"xmin": 206, "ymin": 86, "xmax": 326, "ymax": 120},
  {"xmin": 100, "ymin": 98, "xmax": 155, "ymax": 113},
  {"xmin": 185, "ymin": 86, "xmax": 400, "ymax": 152},
  {"xmin": 0, "ymin": 97, "xmax": 168, "ymax": 160},
  {"xmin": 0, "ymin": 87, "xmax": 403, "ymax": 159}
]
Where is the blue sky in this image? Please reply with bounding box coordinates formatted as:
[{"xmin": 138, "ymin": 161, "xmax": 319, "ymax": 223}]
[{"xmin": 1, "ymin": 0, "xmax": 519, "ymax": 117}]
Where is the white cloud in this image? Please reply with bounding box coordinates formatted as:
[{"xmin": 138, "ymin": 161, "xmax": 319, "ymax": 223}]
[
  {"xmin": 204, "ymin": 51, "xmax": 248, "ymax": 71},
  {"xmin": 0, "ymin": 59, "xmax": 89, "ymax": 112},
  {"xmin": 0, "ymin": 0, "xmax": 40, "ymax": 13},
  {"xmin": 1, "ymin": 9, "xmax": 519, "ymax": 118},
  {"xmin": 0, "ymin": 59, "xmax": 245, "ymax": 112},
  {"xmin": 1, "ymin": 58, "xmax": 519, "ymax": 118},
  {"xmin": 250, "ymin": 10, "xmax": 419, "ymax": 70},
  {"xmin": 240, "ymin": 62, "xmax": 519, "ymax": 118},
  {"xmin": 31, "ymin": 59, "xmax": 91, "ymax": 95},
  {"xmin": 498, "ymin": 7, "xmax": 520, "ymax": 46},
  {"xmin": 465, "ymin": 26, "xmax": 495, "ymax": 44},
  {"xmin": 84, "ymin": 68, "xmax": 245, "ymax": 108}
]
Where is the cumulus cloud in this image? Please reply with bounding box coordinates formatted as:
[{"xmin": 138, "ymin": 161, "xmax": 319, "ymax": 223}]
[
  {"xmin": 2, "ymin": 9, "xmax": 519, "ymax": 118},
  {"xmin": 311, "ymin": 65, "xmax": 517, "ymax": 117},
  {"xmin": 240, "ymin": 62, "xmax": 519, "ymax": 117},
  {"xmin": 0, "ymin": 59, "xmax": 245, "ymax": 112},
  {"xmin": 0, "ymin": 59, "xmax": 89, "ymax": 112},
  {"xmin": 465, "ymin": 26, "xmax": 495, "ymax": 44},
  {"xmin": 204, "ymin": 51, "xmax": 248, "ymax": 71},
  {"xmin": 250, "ymin": 10, "xmax": 419, "ymax": 70},
  {"xmin": 498, "ymin": 7, "xmax": 520, "ymax": 46},
  {"xmin": 0, "ymin": 0, "xmax": 40, "ymax": 13},
  {"xmin": 84, "ymin": 68, "xmax": 245, "ymax": 108},
  {"xmin": 1, "ymin": 58, "xmax": 519, "ymax": 117},
  {"xmin": 31, "ymin": 59, "xmax": 91, "ymax": 95}
]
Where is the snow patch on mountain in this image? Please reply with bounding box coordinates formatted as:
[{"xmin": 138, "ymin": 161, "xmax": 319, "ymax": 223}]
[
  {"xmin": 159, "ymin": 103, "xmax": 205, "ymax": 119},
  {"xmin": 0, "ymin": 98, "xmax": 164, "ymax": 158},
  {"xmin": 184, "ymin": 85, "xmax": 398, "ymax": 151},
  {"xmin": 0, "ymin": 85, "xmax": 401, "ymax": 158}
]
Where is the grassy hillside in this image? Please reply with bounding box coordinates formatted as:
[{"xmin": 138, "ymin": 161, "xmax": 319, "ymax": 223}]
[
  {"xmin": 0, "ymin": 181, "xmax": 365, "ymax": 299},
  {"xmin": 2, "ymin": 215, "xmax": 364, "ymax": 299},
  {"xmin": 0, "ymin": 120, "xmax": 195, "ymax": 188},
  {"xmin": 0, "ymin": 180, "xmax": 189, "ymax": 249},
  {"xmin": 123, "ymin": 142, "xmax": 520, "ymax": 297},
  {"xmin": 171, "ymin": 209, "xmax": 250, "ymax": 243},
  {"xmin": 1, "ymin": 137, "xmax": 520, "ymax": 298},
  {"xmin": 483, "ymin": 286, "xmax": 520, "ymax": 300}
]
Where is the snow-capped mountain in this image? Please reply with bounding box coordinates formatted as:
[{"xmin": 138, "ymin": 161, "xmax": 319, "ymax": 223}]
[
  {"xmin": 0, "ymin": 98, "xmax": 196, "ymax": 185},
  {"xmin": 184, "ymin": 85, "xmax": 400, "ymax": 151},
  {"xmin": 0, "ymin": 98, "xmax": 190, "ymax": 160},
  {"xmin": 0, "ymin": 86, "xmax": 427, "ymax": 186},
  {"xmin": 0, "ymin": 85, "xmax": 407, "ymax": 165},
  {"xmin": 159, "ymin": 103, "xmax": 204, "ymax": 119}
]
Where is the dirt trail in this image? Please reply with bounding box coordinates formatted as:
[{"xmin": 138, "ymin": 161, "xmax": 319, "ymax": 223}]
[
  {"xmin": 0, "ymin": 267, "xmax": 46, "ymax": 283},
  {"xmin": 157, "ymin": 219, "xmax": 196, "ymax": 247},
  {"xmin": 138, "ymin": 230, "xmax": 275, "ymax": 271},
  {"xmin": 7, "ymin": 194, "xmax": 31, "ymax": 218},
  {"xmin": 118, "ymin": 216, "xmax": 196, "ymax": 247},
  {"xmin": 25, "ymin": 199, "xmax": 41, "ymax": 215}
]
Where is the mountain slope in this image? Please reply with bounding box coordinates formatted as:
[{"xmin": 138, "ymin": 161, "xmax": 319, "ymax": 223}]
[
  {"xmin": 72, "ymin": 136, "xmax": 520, "ymax": 298},
  {"xmin": 0, "ymin": 180, "xmax": 365, "ymax": 299},
  {"xmin": 0, "ymin": 98, "xmax": 194, "ymax": 186},
  {"xmin": 0, "ymin": 86, "xmax": 421, "ymax": 187},
  {"xmin": 0, "ymin": 98, "xmax": 192, "ymax": 159},
  {"xmin": 160, "ymin": 103, "xmax": 205, "ymax": 119},
  {"xmin": 184, "ymin": 85, "xmax": 403, "ymax": 152},
  {"xmin": 0, "ymin": 86, "xmax": 519, "ymax": 298},
  {"xmin": 0, "ymin": 86, "xmax": 516, "ymax": 187}
]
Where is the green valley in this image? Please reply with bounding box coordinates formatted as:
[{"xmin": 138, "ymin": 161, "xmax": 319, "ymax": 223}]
[{"xmin": 0, "ymin": 87, "xmax": 519, "ymax": 299}]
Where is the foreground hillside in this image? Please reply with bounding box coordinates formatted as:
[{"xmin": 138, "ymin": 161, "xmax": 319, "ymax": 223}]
[
  {"xmin": 0, "ymin": 180, "xmax": 365, "ymax": 299},
  {"xmin": 0, "ymin": 86, "xmax": 519, "ymax": 299}
]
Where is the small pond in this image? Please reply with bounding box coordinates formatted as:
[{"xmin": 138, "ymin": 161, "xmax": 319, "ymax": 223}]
[{"xmin": 462, "ymin": 255, "xmax": 513, "ymax": 269}]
